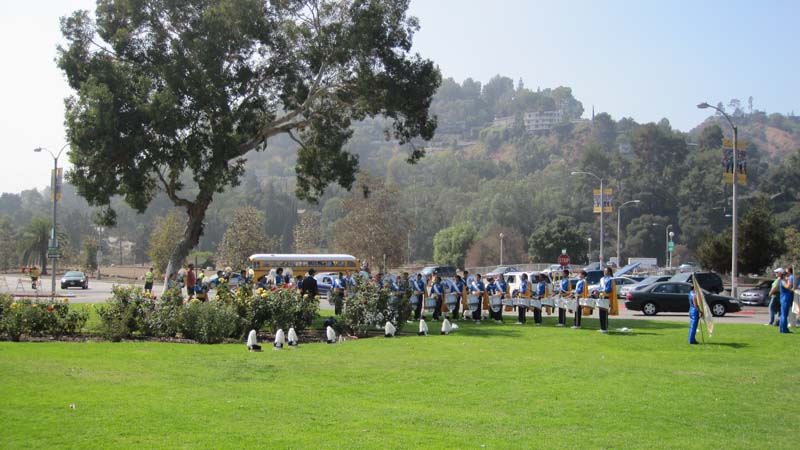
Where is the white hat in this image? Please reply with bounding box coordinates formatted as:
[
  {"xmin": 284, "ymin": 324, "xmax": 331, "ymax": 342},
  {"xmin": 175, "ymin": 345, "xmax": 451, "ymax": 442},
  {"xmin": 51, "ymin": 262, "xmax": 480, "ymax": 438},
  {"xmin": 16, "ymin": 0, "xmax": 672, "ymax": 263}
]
[{"xmin": 774, "ymin": 267, "xmax": 785, "ymax": 274}]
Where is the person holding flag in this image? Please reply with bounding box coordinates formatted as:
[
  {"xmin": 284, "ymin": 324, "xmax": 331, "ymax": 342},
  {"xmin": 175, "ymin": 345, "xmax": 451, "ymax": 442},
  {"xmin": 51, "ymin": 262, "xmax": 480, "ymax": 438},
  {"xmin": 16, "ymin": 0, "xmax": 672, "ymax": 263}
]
[{"xmin": 688, "ymin": 282, "xmax": 702, "ymax": 344}]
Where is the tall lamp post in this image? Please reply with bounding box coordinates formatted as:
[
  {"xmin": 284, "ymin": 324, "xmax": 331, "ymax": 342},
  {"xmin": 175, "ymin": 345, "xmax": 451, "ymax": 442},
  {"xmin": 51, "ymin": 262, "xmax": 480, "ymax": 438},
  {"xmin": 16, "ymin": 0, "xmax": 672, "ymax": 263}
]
[
  {"xmin": 668, "ymin": 230, "xmax": 675, "ymax": 269},
  {"xmin": 33, "ymin": 144, "xmax": 68, "ymax": 296},
  {"xmin": 587, "ymin": 237, "xmax": 592, "ymax": 262},
  {"xmin": 698, "ymin": 101, "xmax": 738, "ymax": 297},
  {"xmin": 616, "ymin": 200, "xmax": 641, "ymax": 266},
  {"xmin": 664, "ymin": 225, "xmax": 673, "ymax": 269},
  {"xmin": 571, "ymin": 171, "xmax": 604, "ymax": 264},
  {"xmin": 499, "ymin": 233, "xmax": 504, "ymax": 266}
]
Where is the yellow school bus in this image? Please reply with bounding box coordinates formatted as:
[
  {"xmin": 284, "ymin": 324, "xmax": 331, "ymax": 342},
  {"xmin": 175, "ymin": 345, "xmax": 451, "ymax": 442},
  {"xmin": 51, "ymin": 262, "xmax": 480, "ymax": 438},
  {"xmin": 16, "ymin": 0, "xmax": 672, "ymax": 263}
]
[{"xmin": 248, "ymin": 253, "xmax": 359, "ymax": 281}]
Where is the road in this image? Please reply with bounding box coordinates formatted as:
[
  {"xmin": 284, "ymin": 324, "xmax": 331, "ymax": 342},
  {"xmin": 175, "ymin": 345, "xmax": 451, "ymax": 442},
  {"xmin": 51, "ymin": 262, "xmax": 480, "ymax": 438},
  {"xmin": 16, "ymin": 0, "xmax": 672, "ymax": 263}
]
[{"xmin": 1, "ymin": 274, "xmax": 772, "ymax": 325}]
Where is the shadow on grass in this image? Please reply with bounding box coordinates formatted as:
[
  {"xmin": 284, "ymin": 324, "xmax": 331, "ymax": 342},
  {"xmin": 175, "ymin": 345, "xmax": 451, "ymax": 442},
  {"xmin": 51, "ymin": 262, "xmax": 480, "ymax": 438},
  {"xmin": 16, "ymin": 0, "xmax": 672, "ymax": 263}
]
[{"xmin": 703, "ymin": 342, "xmax": 749, "ymax": 349}]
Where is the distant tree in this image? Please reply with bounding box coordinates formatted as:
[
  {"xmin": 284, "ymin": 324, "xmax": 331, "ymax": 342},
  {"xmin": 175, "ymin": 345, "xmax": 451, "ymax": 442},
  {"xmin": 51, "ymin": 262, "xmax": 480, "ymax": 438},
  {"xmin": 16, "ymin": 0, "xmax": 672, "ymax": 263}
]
[
  {"xmin": 698, "ymin": 125, "xmax": 723, "ymax": 150},
  {"xmin": 433, "ymin": 222, "xmax": 477, "ymax": 268},
  {"xmin": 59, "ymin": 0, "xmax": 440, "ymax": 283},
  {"xmin": 18, "ymin": 217, "xmax": 51, "ymax": 275},
  {"xmin": 696, "ymin": 233, "xmax": 730, "ymax": 274},
  {"xmin": 466, "ymin": 225, "xmax": 526, "ymax": 268},
  {"xmin": 738, "ymin": 198, "xmax": 785, "ymax": 275},
  {"xmin": 778, "ymin": 226, "xmax": 800, "ymax": 267},
  {"xmin": 332, "ymin": 175, "xmax": 409, "ymax": 269},
  {"xmin": 590, "ymin": 112, "xmax": 617, "ymax": 151},
  {"xmin": 293, "ymin": 211, "xmax": 321, "ymax": 253},
  {"xmin": 81, "ymin": 236, "xmax": 98, "ymax": 272},
  {"xmin": 623, "ymin": 215, "xmax": 670, "ymax": 266},
  {"xmin": 218, "ymin": 206, "xmax": 275, "ymax": 271},
  {"xmin": 0, "ymin": 217, "xmax": 16, "ymax": 271},
  {"xmin": 748, "ymin": 96, "xmax": 754, "ymax": 115},
  {"xmin": 528, "ymin": 216, "xmax": 588, "ymax": 264},
  {"xmin": 148, "ymin": 211, "xmax": 184, "ymax": 275}
]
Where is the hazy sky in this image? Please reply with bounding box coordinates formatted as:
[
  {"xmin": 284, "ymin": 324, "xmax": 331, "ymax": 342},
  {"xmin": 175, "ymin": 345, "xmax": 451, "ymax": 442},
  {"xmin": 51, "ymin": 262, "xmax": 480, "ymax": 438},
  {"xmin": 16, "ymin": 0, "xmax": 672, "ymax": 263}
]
[{"xmin": 1, "ymin": 0, "xmax": 798, "ymax": 194}]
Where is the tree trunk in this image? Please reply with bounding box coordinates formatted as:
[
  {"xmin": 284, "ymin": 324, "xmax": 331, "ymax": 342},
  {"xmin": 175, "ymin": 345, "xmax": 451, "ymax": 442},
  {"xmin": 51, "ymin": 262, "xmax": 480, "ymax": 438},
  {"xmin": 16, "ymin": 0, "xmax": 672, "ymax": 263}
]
[
  {"xmin": 160, "ymin": 190, "xmax": 213, "ymax": 294},
  {"xmin": 40, "ymin": 247, "xmax": 48, "ymax": 276}
]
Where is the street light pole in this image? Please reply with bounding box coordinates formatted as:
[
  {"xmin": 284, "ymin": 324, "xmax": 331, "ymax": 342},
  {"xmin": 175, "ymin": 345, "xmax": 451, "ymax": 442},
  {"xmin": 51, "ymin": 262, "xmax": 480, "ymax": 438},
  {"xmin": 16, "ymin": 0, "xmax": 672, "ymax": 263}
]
[
  {"xmin": 33, "ymin": 144, "xmax": 68, "ymax": 297},
  {"xmin": 668, "ymin": 230, "xmax": 675, "ymax": 269},
  {"xmin": 616, "ymin": 200, "xmax": 641, "ymax": 266},
  {"xmin": 571, "ymin": 171, "xmax": 604, "ymax": 264},
  {"xmin": 697, "ymin": 102, "xmax": 738, "ymax": 297},
  {"xmin": 499, "ymin": 233, "xmax": 504, "ymax": 266},
  {"xmin": 665, "ymin": 224, "xmax": 673, "ymax": 270},
  {"xmin": 588, "ymin": 237, "xmax": 592, "ymax": 262}
]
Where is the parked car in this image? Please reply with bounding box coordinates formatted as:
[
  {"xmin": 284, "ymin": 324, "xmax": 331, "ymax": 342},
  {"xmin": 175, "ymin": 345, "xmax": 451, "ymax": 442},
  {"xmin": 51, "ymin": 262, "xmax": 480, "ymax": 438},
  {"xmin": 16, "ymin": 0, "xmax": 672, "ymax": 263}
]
[
  {"xmin": 61, "ymin": 271, "xmax": 88, "ymax": 290},
  {"xmin": 678, "ymin": 262, "xmax": 699, "ymax": 272},
  {"xmin": 738, "ymin": 279, "xmax": 773, "ymax": 306},
  {"xmin": 208, "ymin": 272, "xmax": 244, "ymax": 288},
  {"xmin": 420, "ymin": 265, "xmax": 458, "ymax": 279},
  {"xmin": 669, "ymin": 271, "xmax": 724, "ymax": 294},
  {"xmin": 486, "ymin": 266, "xmax": 520, "ymax": 278},
  {"xmin": 625, "ymin": 281, "xmax": 741, "ymax": 317},
  {"xmin": 587, "ymin": 276, "xmax": 638, "ymax": 298},
  {"xmin": 618, "ymin": 275, "xmax": 672, "ymax": 298}
]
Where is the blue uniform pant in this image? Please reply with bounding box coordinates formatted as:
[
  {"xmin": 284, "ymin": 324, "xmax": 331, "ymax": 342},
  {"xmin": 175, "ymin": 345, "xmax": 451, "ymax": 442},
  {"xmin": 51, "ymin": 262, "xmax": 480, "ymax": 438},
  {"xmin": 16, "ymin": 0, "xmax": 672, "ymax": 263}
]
[
  {"xmin": 779, "ymin": 296, "xmax": 792, "ymax": 333},
  {"xmin": 688, "ymin": 308, "xmax": 699, "ymax": 343}
]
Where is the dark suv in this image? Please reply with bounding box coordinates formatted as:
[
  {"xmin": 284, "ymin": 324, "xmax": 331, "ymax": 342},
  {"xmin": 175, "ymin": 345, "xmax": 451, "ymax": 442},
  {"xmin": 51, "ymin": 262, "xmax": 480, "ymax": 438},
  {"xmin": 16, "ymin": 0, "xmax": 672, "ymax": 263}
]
[
  {"xmin": 420, "ymin": 265, "xmax": 458, "ymax": 279},
  {"xmin": 669, "ymin": 272, "xmax": 724, "ymax": 294}
]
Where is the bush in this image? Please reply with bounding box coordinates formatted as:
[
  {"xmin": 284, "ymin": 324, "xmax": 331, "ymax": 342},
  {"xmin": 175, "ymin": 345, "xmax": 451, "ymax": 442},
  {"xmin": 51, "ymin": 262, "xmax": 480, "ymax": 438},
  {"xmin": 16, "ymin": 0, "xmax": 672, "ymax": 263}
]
[
  {"xmin": 263, "ymin": 287, "xmax": 318, "ymax": 333},
  {"xmin": 179, "ymin": 300, "xmax": 239, "ymax": 344},
  {"xmin": 341, "ymin": 282, "xmax": 407, "ymax": 337},
  {"xmin": 95, "ymin": 286, "xmax": 156, "ymax": 341},
  {"xmin": 0, "ymin": 296, "xmax": 88, "ymax": 341},
  {"xmin": 143, "ymin": 288, "xmax": 184, "ymax": 338}
]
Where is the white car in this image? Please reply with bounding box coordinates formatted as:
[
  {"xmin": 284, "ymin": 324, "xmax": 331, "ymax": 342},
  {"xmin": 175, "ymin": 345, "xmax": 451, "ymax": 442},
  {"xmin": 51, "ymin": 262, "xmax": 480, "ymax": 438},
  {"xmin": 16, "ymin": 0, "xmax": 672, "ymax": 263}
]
[{"xmin": 588, "ymin": 277, "xmax": 638, "ymax": 298}]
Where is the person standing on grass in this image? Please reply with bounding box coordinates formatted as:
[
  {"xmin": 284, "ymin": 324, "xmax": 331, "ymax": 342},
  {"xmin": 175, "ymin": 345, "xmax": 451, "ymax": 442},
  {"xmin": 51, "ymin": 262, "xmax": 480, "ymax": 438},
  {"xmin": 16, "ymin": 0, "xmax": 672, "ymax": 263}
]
[
  {"xmin": 767, "ymin": 268, "xmax": 783, "ymax": 327},
  {"xmin": 778, "ymin": 269, "xmax": 793, "ymax": 334},
  {"xmin": 430, "ymin": 275, "xmax": 444, "ymax": 321},
  {"xmin": 688, "ymin": 282, "xmax": 701, "ymax": 344},
  {"xmin": 144, "ymin": 267, "xmax": 154, "ymax": 293},
  {"xmin": 516, "ymin": 273, "xmax": 529, "ymax": 325},
  {"xmin": 301, "ymin": 268, "xmax": 318, "ymax": 299},
  {"xmin": 557, "ymin": 269, "xmax": 570, "ymax": 327},
  {"xmin": 186, "ymin": 264, "xmax": 196, "ymax": 298},
  {"xmin": 571, "ymin": 270, "xmax": 587, "ymax": 329},
  {"xmin": 598, "ymin": 267, "xmax": 614, "ymax": 333},
  {"xmin": 469, "ymin": 273, "xmax": 485, "ymax": 323},
  {"xmin": 411, "ymin": 273, "xmax": 425, "ymax": 321},
  {"xmin": 533, "ymin": 273, "xmax": 546, "ymax": 325}
]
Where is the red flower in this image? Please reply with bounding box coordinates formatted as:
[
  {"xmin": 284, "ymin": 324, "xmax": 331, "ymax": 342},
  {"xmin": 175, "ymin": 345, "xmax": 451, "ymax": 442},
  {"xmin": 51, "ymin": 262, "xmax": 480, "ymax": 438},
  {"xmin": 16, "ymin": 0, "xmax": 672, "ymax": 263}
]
[
  {"xmin": 362, "ymin": 301, "xmax": 368, "ymax": 305},
  {"xmin": 47, "ymin": 306, "xmax": 54, "ymax": 312}
]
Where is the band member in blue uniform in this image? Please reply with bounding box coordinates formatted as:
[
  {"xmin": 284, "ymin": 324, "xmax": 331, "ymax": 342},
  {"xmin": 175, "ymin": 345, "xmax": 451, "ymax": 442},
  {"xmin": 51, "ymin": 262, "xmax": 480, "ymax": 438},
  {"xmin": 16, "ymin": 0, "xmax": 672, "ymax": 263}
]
[
  {"xmin": 486, "ymin": 276, "xmax": 499, "ymax": 322},
  {"xmin": 558, "ymin": 269, "xmax": 570, "ymax": 326},
  {"xmin": 274, "ymin": 267, "xmax": 285, "ymax": 285},
  {"xmin": 572, "ymin": 270, "xmax": 587, "ymax": 328},
  {"xmin": 688, "ymin": 282, "xmax": 701, "ymax": 344},
  {"xmin": 494, "ymin": 275, "xmax": 508, "ymax": 323},
  {"xmin": 412, "ymin": 273, "xmax": 426, "ymax": 320},
  {"xmin": 430, "ymin": 276, "xmax": 445, "ymax": 321},
  {"xmin": 779, "ymin": 269, "xmax": 794, "ymax": 334},
  {"xmin": 450, "ymin": 274, "xmax": 466, "ymax": 320},
  {"xmin": 470, "ymin": 273, "xmax": 485, "ymax": 322},
  {"xmin": 517, "ymin": 273, "xmax": 529, "ymax": 324},
  {"xmin": 332, "ymin": 272, "xmax": 346, "ymax": 315},
  {"xmin": 598, "ymin": 267, "xmax": 613, "ymax": 333},
  {"xmin": 534, "ymin": 273, "xmax": 546, "ymax": 325}
]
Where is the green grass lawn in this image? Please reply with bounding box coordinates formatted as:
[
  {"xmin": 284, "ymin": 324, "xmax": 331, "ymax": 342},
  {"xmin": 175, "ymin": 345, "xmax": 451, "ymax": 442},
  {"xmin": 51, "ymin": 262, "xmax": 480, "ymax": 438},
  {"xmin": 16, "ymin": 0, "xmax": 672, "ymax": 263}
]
[{"xmin": 1, "ymin": 317, "xmax": 798, "ymax": 449}]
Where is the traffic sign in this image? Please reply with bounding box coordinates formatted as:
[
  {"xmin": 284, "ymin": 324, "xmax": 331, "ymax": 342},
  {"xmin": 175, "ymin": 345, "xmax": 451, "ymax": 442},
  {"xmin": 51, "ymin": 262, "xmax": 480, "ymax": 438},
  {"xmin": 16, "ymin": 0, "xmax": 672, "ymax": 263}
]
[
  {"xmin": 558, "ymin": 254, "xmax": 570, "ymax": 267},
  {"xmin": 668, "ymin": 241, "xmax": 675, "ymax": 252}
]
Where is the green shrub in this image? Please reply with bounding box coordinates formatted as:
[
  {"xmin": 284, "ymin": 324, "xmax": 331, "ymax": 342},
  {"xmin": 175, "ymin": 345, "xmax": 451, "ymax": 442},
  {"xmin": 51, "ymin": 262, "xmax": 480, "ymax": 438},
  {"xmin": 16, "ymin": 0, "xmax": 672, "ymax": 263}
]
[
  {"xmin": 0, "ymin": 297, "xmax": 87, "ymax": 341},
  {"xmin": 341, "ymin": 282, "xmax": 405, "ymax": 337},
  {"xmin": 262, "ymin": 287, "xmax": 318, "ymax": 333},
  {"xmin": 95, "ymin": 286, "xmax": 156, "ymax": 341},
  {"xmin": 179, "ymin": 300, "xmax": 239, "ymax": 344},
  {"xmin": 143, "ymin": 288, "xmax": 184, "ymax": 338}
]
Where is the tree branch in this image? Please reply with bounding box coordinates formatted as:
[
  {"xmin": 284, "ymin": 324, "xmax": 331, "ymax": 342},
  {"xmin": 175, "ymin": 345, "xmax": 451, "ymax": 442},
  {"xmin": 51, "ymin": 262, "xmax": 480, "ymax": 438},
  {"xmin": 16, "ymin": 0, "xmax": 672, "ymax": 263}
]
[{"xmin": 156, "ymin": 168, "xmax": 193, "ymax": 209}]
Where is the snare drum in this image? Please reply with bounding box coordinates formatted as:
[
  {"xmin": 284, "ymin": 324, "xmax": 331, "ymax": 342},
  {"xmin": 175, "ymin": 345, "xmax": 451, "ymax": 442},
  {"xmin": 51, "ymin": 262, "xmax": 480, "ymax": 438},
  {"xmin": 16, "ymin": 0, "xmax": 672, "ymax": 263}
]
[
  {"xmin": 595, "ymin": 297, "xmax": 610, "ymax": 310},
  {"xmin": 541, "ymin": 297, "xmax": 556, "ymax": 308},
  {"xmin": 445, "ymin": 293, "xmax": 459, "ymax": 311},
  {"xmin": 489, "ymin": 295, "xmax": 502, "ymax": 312},
  {"xmin": 425, "ymin": 297, "xmax": 438, "ymax": 311},
  {"xmin": 579, "ymin": 297, "xmax": 596, "ymax": 308},
  {"xmin": 501, "ymin": 297, "xmax": 515, "ymax": 307},
  {"xmin": 565, "ymin": 298, "xmax": 578, "ymax": 312},
  {"xmin": 529, "ymin": 298, "xmax": 542, "ymax": 310},
  {"xmin": 409, "ymin": 294, "xmax": 421, "ymax": 307},
  {"xmin": 513, "ymin": 298, "xmax": 530, "ymax": 308},
  {"xmin": 467, "ymin": 294, "xmax": 481, "ymax": 312}
]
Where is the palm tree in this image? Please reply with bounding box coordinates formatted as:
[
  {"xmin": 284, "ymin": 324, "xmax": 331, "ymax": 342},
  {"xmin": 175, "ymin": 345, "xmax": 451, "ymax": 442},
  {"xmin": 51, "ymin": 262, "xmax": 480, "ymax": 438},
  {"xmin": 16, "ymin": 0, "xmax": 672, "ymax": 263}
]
[{"xmin": 19, "ymin": 217, "xmax": 51, "ymax": 275}]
